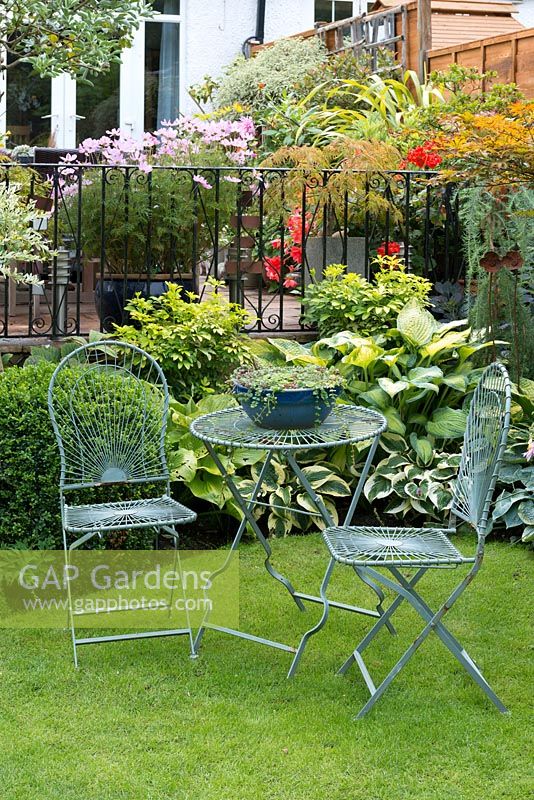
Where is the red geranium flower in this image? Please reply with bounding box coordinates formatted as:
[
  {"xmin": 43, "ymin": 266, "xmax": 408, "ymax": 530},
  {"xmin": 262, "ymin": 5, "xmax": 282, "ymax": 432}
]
[
  {"xmin": 404, "ymin": 140, "xmax": 442, "ymax": 170},
  {"xmin": 376, "ymin": 241, "xmax": 401, "ymax": 256}
]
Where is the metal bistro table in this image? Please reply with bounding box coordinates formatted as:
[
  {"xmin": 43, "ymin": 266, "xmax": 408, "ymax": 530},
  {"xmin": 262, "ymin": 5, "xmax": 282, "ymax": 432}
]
[{"xmin": 190, "ymin": 403, "xmax": 388, "ymax": 676}]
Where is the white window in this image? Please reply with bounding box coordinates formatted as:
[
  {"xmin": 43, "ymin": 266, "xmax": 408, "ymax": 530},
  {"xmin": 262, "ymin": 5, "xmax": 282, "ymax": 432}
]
[
  {"xmin": 315, "ymin": 0, "xmax": 356, "ymax": 23},
  {"xmin": 0, "ymin": 0, "xmax": 182, "ymax": 149}
]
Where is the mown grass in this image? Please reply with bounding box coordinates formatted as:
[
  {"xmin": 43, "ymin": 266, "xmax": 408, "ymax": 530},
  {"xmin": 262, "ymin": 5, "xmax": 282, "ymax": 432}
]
[{"xmin": 0, "ymin": 534, "xmax": 532, "ymax": 799}]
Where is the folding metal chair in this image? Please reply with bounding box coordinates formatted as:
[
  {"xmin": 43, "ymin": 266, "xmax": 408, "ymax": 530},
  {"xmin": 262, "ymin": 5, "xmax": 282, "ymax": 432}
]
[
  {"xmin": 48, "ymin": 340, "xmax": 197, "ymax": 665},
  {"xmin": 319, "ymin": 362, "xmax": 512, "ymax": 717}
]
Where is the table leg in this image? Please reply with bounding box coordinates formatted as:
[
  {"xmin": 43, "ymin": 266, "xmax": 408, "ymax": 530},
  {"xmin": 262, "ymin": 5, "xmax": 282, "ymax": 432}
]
[
  {"xmin": 285, "ymin": 436, "xmax": 394, "ymax": 674},
  {"xmin": 205, "ymin": 443, "xmax": 306, "ymax": 607}
]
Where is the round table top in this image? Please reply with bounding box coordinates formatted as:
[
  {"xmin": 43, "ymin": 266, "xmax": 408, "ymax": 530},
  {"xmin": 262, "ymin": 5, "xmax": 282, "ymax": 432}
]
[{"xmin": 190, "ymin": 404, "xmax": 387, "ymax": 451}]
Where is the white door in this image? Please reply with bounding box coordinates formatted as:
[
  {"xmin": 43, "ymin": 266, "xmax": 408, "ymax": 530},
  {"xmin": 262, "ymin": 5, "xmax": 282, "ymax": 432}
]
[{"xmin": 1, "ymin": 0, "xmax": 182, "ymax": 149}]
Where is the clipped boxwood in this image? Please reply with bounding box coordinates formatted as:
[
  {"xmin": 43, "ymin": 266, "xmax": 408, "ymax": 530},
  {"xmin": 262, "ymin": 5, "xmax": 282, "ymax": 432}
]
[
  {"xmin": 0, "ymin": 362, "xmax": 167, "ymax": 550},
  {"xmin": 0, "ymin": 362, "xmax": 60, "ymax": 549}
]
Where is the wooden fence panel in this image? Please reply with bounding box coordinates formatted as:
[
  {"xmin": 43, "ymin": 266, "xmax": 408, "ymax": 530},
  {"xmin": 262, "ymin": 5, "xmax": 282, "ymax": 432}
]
[{"xmin": 427, "ymin": 28, "xmax": 534, "ymax": 97}]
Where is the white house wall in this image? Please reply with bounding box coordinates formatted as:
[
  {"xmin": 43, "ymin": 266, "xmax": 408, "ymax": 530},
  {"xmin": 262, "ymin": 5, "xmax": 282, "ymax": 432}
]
[{"xmin": 180, "ymin": 0, "xmax": 315, "ymax": 114}]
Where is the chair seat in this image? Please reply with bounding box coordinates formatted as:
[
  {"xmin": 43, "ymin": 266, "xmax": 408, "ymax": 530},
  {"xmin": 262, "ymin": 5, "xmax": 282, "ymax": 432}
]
[
  {"xmin": 64, "ymin": 496, "xmax": 196, "ymax": 533},
  {"xmin": 322, "ymin": 525, "xmax": 472, "ymax": 568}
]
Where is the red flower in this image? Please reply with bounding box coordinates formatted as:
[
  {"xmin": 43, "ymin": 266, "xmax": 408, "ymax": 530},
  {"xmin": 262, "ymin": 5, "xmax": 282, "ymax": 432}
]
[
  {"xmin": 404, "ymin": 140, "xmax": 442, "ymax": 170},
  {"xmin": 376, "ymin": 241, "xmax": 401, "ymax": 256},
  {"xmin": 264, "ymin": 255, "xmax": 281, "ymax": 281},
  {"xmin": 270, "ymin": 238, "xmax": 282, "ymax": 250},
  {"xmin": 289, "ymin": 245, "xmax": 303, "ymax": 265},
  {"xmin": 283, "ymin": 277, "xmax": 298, "ymax": 290}
]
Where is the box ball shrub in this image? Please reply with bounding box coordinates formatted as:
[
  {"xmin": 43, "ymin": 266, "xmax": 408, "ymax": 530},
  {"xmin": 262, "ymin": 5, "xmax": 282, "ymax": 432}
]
[{"xmin": 0, "ymin": 362, "xmax": 61, "ymax": 549}]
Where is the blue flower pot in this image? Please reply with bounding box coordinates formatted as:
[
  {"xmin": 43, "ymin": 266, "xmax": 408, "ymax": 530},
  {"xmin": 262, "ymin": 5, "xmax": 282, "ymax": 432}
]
[
  {"xmin": 234, "ymin": 383, "xmax": 340, "ymax": 430},
  {"xmin": 95, "ymin": 276, "xmax": 194, "ymax": 332}
]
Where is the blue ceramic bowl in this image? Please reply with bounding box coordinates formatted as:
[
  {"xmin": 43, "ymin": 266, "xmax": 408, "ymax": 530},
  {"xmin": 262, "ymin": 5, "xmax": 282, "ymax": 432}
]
[{"xmin": 234, "ymin": 383, "xmax": 341, "ymax": 429}]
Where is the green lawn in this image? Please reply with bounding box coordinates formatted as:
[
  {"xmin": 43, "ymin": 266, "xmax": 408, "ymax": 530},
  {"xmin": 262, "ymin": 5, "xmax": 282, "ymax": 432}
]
[{"xmin": 0, "ymin": 534, "xmax": 532, "ymax": 799}]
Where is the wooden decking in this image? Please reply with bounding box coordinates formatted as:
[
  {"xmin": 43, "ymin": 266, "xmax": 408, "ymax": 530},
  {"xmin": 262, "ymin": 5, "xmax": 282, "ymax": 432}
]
[{"xmin": 0, "ymin": 279, "xmax": 307, "ymax": 347}]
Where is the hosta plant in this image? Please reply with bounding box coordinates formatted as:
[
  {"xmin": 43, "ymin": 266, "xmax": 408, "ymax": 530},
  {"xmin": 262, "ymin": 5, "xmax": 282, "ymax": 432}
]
[
  {"xmin": 167, "ymin": 393, "xmax": 352, "ymax": 537},
  {"xmin": 265, "ymin": 302, "xmax": 493, "ymax": 450},
  {"xmin": 363, "ymin": 445, "xmax": 461, "ymax": 520},
  {"xmin": 491, "ymin": 383, "xmax": 534, "ymax": 543}
]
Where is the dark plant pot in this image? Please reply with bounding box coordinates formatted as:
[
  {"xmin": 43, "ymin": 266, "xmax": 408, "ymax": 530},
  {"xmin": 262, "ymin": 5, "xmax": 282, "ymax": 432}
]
[
  {"xmin": 233, "ymin": 383, "xmax": 341, "ymax": 430},
  {"xmin": 95, "ymin": 276, "xmax": 194, "ymax": 332}
]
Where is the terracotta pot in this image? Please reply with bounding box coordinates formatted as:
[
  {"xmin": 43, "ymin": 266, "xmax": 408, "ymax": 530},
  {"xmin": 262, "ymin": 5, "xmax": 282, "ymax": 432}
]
[
  {"xmin": 33, "ymin": 195, "xmax": 54, "ymax": 212},
  {"xmin": 230, "ymin": 214, "xmax": 261, "ymax": 230},
  {"xmin": 226, "ymin": 260, "xmax": 263, "ymax": 275}
]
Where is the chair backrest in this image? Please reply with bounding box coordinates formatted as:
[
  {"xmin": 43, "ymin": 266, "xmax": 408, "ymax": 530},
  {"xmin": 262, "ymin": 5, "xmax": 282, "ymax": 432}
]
[
  {"xmin": 48, "ymin": 341, "xmax": 170, "ymax": 491},
  {"xmin": 451, "ymin": 362, "xmax": 511, "ymax": 537}
]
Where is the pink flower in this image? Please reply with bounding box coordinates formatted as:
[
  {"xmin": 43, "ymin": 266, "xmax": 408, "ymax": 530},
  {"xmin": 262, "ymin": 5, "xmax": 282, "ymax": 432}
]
[
  {"xmin": 193, "ymin": 174, "xmax": 213, "ymax": 190},
  {"xmin": 270, "ymin": 238, "xmax": 282, "ymax": 250},
  {"xmin": 524, "ymin": 440, "xmax": 534, "ymax": 461},
  {"xmin": 138, "ymin": 157, "xmax": 153, "ymax": 174},
  {"xmin": 223, "ymin": 176, "xmax": 241, "ymax": 183},
  {"xmin": 283, "ymin": 277, "xmax": 298, "ymax": 290}
]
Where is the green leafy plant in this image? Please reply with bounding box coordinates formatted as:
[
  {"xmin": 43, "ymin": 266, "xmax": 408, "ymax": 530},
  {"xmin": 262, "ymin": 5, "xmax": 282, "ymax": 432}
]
[
  {"xmin": 364, "ymin": 447, "xmax": 461, "ymax": 519},
  {"xmin": 0, "ymin": 185, "xmax": 55, "ymax": 284},
  {"xmin": 301, "ymin": 262, "xmax": 432, "ymax": 337},
  {"xmin": 1, "ymin": 0, "xmax": 152, "ymax": 80},
  {"xmin": 114, "ymin": 281, "xmax": 253, "ymax": 402},
  {"xmin": 215, "ymin": 37, "xmax": 327, "ymax": 112},
  {"xmin": 0, "ymin": 362, "xmax": 160, "ymax": 549},
  {"xmin": 167, "ymin": 393, "xmax": 351, "ymax": 536},
  {"xmin": 491, "ymin": 382, "xmax": 534, "ymax": 543}
]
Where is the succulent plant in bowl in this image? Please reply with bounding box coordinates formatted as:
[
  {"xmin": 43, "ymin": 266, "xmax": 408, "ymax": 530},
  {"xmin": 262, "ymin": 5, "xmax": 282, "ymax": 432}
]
[{"xmin": 231, "ymin": 363, "xmax": 344, "ymax": 429}]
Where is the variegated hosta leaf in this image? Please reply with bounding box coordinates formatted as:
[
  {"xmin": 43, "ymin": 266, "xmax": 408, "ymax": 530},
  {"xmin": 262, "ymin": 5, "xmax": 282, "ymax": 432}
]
[
  {"xmin": 427, "ymin": 483, "xmax": 453, "ymax": 512},
  {"xmin": 341, "ymin": 338, "xmax": 384, "ymax": 369},
  {"xmin": 409, "ymin": 433, "xmax": 434, "ymax": 466},
  {"xmin": 315, "ymin": 499, "xmax": 339, "ymax": 531},
  {"xmin": 406, "ymin": 366, "xmax": 443, "ymax": 383},
  {"xmin": 517, "ymin": 500, "xmax": 534, "ymax": 526},
  {"xmin": 317, "ymin": 477, "xmax": 352, "ymax": 497},
  {"xmin": 521, "ymin": 525, "xmax": 534, "ymax": 542},
  {"xmin": 396, "ymin": 299, "xmax": 437, "ymax": 347},
  {"xmin": 268, "ymin": 515, "xmax": 294, "ymax": 537},
  {"xmin": 420, "ymin": 329, "xmax": 471, "ymax": 359},
  {"xmin": 267, "ymin": 337, "xmax": 326, "ymax": 366},
  {"xmin": 251, "ymin": 459, "xmax": 286, "ymax": 490},
  {"xmin": 378, "ymin": 377, "xmax": 409, "ymax": 397},
  {"xmin": 311, "ymin": 331, "xmax": 359, "ymax": 359},
  {"xmin": 169, "ymin": 448, "xmax": 197, "ymax": 483},
  {"xmin": 364, "ymin": 473, "xmax": 393, "ymax": 502},
  {"xmin": 301, "ymin": 465, "xmax": 337, "ymax": 488},
  {"xmin": 271, "ymin": 485, "xmax": 292, "ymax": 507},
  {"xmin": 405, "ymin": 479, "xmax": 430, "ymax": 500},
  {"xmin": 379, "ymin": 432, "xmax": 407, "ymax": 453},
  {"xmin": 426, "ymin": 407, "xmax": 467, "ymax": 439}
]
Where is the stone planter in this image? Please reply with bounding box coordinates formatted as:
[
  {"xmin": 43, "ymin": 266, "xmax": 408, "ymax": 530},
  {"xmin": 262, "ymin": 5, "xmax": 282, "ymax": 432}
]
[{"xmin": 303, "ymin": 236, "xmax": 366, "ymax": 286}]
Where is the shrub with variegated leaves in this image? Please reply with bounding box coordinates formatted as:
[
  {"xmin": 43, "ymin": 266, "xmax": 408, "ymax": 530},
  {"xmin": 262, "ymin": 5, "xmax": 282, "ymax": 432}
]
[{"xmin": 258, "ymin": 300, "xmax": 495, "ymax": 522}]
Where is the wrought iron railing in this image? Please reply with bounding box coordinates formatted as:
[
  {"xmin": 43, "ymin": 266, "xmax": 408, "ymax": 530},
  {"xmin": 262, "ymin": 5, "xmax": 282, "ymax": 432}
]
[{"xmin": 0, "ymin": 163, "xmax": 462, "ymax": 337}]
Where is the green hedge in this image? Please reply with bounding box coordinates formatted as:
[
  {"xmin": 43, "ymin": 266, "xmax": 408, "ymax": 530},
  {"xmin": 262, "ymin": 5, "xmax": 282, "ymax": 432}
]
[
  {"xmin": 0, "ymin": 363, "xmax": 60, "ymax": 548},
  {"xmin": 0, "ymin": 362, "xmax": 167, "ymax": 550}
]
